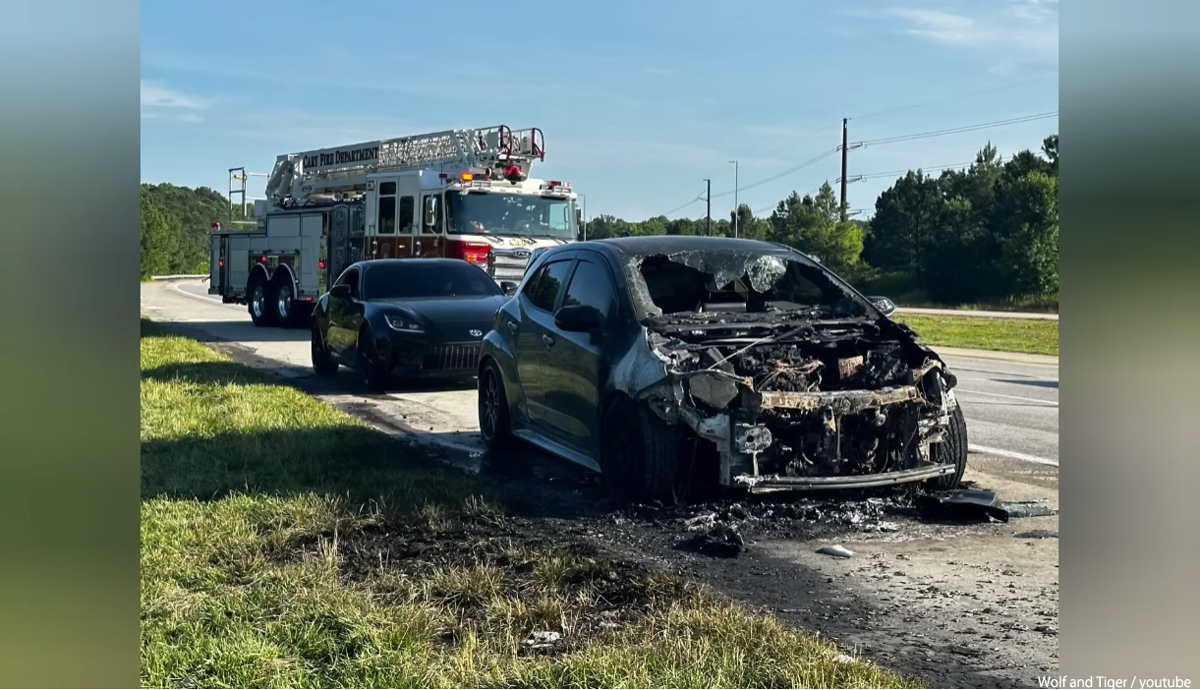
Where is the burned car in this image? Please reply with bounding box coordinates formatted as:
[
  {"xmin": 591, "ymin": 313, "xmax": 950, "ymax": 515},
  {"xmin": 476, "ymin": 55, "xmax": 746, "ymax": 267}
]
[{"xmin": 477, "ymin": 236, "xmax": 966, "ymax": 501}]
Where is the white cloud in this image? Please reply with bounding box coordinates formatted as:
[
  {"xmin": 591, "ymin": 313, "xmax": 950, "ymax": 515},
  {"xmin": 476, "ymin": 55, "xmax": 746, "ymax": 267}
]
[
  {"xmin": 140, "ymin": 80, "xmax": 212, "ymax": 122},
  {"xmin": 874, "ymin": 1, "xmax": 1057, "ymax": 61}
]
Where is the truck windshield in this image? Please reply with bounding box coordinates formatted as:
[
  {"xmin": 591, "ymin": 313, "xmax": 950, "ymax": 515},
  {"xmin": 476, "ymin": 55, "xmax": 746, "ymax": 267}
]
[{"xmin": 445, "ymin": 191, "xmax": 576, "ymax": 240}]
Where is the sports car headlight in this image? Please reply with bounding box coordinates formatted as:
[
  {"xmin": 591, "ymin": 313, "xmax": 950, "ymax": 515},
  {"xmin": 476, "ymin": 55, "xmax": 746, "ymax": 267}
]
[{"xmin": 385, "ymin": 315, "xmax": 424, "ymax": 333}]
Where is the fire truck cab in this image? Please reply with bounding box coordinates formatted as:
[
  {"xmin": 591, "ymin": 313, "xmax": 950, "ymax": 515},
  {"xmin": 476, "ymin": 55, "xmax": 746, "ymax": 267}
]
[{"xmin": 209, "ymin": 125, "xmax": 580, "ymax": 328}]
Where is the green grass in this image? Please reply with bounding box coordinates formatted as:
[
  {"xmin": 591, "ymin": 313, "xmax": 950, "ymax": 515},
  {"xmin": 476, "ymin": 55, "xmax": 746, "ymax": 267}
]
[
  {"xmin": 896, "ymin": 315, "xmax": 1059, "ymax": 356},
  {"xmin": 140, "ymin": 318, "xmax": 918, "ymax": 688}
]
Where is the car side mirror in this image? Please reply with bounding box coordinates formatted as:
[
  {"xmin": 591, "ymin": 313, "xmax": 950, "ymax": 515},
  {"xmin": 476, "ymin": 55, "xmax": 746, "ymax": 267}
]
[
  {"xmin": 499, "ymin": 280, "xmax": 518, "ymax": 296},
  {"xmin": 330, "ymin": 284, "xmax": 352, "ymax": 299},
  {"xmin": 867, "ymin": 295, "xmax": 896, "ymax": 317},
  {"xmin": 554, "ymin": 304, "xmax": 604, "ymax": 335}
]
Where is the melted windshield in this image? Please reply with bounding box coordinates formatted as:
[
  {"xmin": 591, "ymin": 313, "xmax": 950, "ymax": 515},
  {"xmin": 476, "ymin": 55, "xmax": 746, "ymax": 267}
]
[
  {"xmin": 445, "ymin": 191, "xmax": 576, "ymax": 240},
  {"xmin": 629, "ymin": 251, "xmax": 872, "ymax": 320},
  {"xmin": 363, "ymin": 261, "xmax": 501, "ymax": 300}
]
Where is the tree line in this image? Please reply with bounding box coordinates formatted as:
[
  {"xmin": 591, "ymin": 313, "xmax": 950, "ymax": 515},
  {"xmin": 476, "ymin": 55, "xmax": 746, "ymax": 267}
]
[
  {"xmin": 140, "ymin": 133, "xmax": 1058, "ymax": 306},
  {"xmin": 140, "ymin": 183, "xmax": 252, "ymax": 278},
  {"xmin": 583, "ymin": 134, "xmax": 1058, "ymax": 305}
]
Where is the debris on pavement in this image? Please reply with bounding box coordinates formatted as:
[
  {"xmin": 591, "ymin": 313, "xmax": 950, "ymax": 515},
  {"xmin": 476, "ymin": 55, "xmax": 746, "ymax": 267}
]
[
  {"xmin": 1015, "ymin": 529, "xmax": 1059, "ymax": 539},
  {"xmin": 686, "ymin": 523, "xmax": 747, "ymax": 558},
  {"xmin": 914, "ymin": 489, "xmax": 1011, "ymax": 522},
  {"xmin": 817, "ymin": 544, "xmax": 855, "ymax": 558},
  {"xmin": 1000, "ymin": 499, "xmax": 1058, "ymax": 519},
  {"xmin": 683, "ymin": 513, "xmax": 718, "ymax": 531}
]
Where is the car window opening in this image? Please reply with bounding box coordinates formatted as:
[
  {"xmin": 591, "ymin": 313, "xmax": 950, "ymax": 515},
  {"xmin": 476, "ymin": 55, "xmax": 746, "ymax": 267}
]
[{"xmin": 634, "ymin": 253, "xmax": 867, "ymax": 319}]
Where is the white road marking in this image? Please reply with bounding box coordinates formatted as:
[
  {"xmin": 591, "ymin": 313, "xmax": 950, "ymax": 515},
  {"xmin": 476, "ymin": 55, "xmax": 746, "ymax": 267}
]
[
  {"xmin": 956, "ymin": 388, "xmax": 1059, "ymax": 406},
  {"xmin": 968, "ymin": 444, "xmax": 1059, "ymax": 467},
  {"xmin": 171, "ymin": 282, "xmax": 234, "ymax": 309}
]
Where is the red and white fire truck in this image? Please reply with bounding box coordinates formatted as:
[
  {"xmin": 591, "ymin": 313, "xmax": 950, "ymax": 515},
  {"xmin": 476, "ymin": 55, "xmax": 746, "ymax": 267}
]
[{"xmin": 208, "ymin": 124, "xmax": 580, "ymax": 327}]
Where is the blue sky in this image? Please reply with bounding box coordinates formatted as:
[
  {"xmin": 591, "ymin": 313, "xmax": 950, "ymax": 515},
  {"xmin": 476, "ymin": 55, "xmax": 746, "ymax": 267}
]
[{"xmin": 140, "ymin": 0, "xmax": 1058, "ymax": 222}]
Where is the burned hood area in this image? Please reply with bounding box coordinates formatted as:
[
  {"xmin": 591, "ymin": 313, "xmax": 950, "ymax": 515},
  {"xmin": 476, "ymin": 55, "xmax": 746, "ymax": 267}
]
[{"xmin": 624, "ymin": 248, "xmax": 964, "ymax": 492}]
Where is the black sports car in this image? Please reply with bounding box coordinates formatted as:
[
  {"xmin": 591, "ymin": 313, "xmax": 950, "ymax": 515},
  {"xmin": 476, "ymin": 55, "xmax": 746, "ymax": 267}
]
[{"xmin": 310, "ymin": 258, "xmax": 509, "ymax": 391}]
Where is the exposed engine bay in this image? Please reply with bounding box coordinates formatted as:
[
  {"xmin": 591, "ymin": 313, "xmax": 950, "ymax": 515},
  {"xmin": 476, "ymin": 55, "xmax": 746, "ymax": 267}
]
[{"xmin": 627, "ymin": 251, "xmax": 961, "ymax": 491}]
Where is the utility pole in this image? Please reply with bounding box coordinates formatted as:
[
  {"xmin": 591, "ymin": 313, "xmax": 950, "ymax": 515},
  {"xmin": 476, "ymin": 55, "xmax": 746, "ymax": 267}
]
[
  {"xmin": 704, "ymin": 178, "xmax": 712, "ymax": 236},
  {"xmin": 839, "ymin": 118, "xmax": 849, "ymax": 223},
  {"xmin": 729, "ymin": 160, "xmax": 739, "ymax": 238}
]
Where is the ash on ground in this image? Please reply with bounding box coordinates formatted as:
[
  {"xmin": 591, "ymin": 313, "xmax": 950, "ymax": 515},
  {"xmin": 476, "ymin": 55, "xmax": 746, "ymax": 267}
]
[{"xmin": 617, "ymin": 483, "xmax": 1053, "ymax": 559}]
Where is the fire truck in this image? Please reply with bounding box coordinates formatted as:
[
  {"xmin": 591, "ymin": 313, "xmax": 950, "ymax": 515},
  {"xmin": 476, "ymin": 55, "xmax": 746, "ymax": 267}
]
[{"xmin": 208, "ymin": 124, "xmax": 581, "ymax": 328}]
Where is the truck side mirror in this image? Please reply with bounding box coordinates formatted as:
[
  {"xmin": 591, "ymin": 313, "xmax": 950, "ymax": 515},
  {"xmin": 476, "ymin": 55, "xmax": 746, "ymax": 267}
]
[
  {"xmin": 423, "ymin": 197, "xmax": 437, "ymax": 227},
  {"xmin": 575, "ymin": 208, "xmax": 583, "ymax": 226}
]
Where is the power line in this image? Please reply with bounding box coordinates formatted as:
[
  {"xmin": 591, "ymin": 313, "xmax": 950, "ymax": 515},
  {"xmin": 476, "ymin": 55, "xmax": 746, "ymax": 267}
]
[
  {"xmin": 710, "ymin": 148, "xmax": 839, "ymax": 200},
  {"xmin": 752, "ymin": 183, "xmax": 826, "ymax": 216},
  {"xmin": 658, "ymin": 190, "xmax": 708, "ymax": 217},
  {"xmin": 849, "ymin": 75, "xmax": 1058, "ymax": 121},
  {"xmin": 853, "ymin": 112, "xmax": 1058, "ymax": 147},
  {"xmin": 709, "ymin": 111, "xmax": 1053, "ymax": 207},
  {"xmin": 846, "ymin": 155, "xmax": 1012, "ymax": 182}
]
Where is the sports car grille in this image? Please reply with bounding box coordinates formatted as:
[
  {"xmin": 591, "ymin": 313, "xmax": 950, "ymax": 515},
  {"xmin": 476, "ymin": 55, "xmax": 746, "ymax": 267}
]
[{"xmin": 423, "ymin": 344, "xmax": 480, "ymax": 371}]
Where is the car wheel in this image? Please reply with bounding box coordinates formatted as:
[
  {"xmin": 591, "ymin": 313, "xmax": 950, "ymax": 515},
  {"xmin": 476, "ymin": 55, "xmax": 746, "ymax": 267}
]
[
  {"xmin": 272, "ymin": 275, "xmax": 300, "ymax": 329},
  {"xmin": 600, "ymin": 400, "xmax": 679, "ymax": 503},
  {"xmin": 247, "ymin": 275, "xmax": 275, "ymax": 327},
  {"xmin": 358, "ymin": 328, "xmax": 388, "ymax": 393},
  {"xmin": 927, "ymin": 405, "xmax": 968, "ymax": 491},
  {"xmin": 311, "ymin": 324, "xmax": 339, "ymax": 376},
  {"xmin": 478, "ymin": 360, "xmax": 515, "ymax": 451}
]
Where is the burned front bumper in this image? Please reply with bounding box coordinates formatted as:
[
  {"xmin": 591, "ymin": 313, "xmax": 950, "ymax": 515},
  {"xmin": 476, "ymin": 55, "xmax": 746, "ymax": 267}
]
[{"xmin": 643, "ymin": 365, "xmax": 959, "ymax": 492}]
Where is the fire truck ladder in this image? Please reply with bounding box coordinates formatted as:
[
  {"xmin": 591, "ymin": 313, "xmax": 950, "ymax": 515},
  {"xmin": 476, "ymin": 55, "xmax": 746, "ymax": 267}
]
[
  {"xmin": 227, "ymin": 167, "xmax": 269, "ymax": 226},
  {"xmin": 264, "ymin": 125, "xmax": 545, "ymax": 207}
]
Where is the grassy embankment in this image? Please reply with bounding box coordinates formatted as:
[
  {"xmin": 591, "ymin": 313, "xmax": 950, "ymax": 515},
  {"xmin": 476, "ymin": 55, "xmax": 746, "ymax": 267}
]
[
  {"xmin": 896, "ymin": 315, "xmax": 1058, "ymax": 357},
  {"xmin": 140, "ymin": 318, "xmax": 917, "ymax": 688}
]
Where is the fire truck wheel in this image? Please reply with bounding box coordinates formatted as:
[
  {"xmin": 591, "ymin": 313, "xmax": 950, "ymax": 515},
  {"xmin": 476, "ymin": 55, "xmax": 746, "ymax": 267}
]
[
  {"xmin": 247, "ymin": 275, "xmax": 276, "ymax": 327},
  {"xmin": 271, "ymin": 275, "xmax": 302, "ymax": 329}
]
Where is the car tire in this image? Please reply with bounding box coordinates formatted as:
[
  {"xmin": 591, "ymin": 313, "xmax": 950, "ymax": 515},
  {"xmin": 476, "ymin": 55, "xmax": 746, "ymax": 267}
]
[
  {"xmin": 478, "ymin": 360, "xmax": 515, "ymax": 451},
  {"xmin": 358, "ymin": 327, "xmax": 388, "ymax": 393},
  {"xmin": 600, "ymin": 400, "xmax": 679, "ymax": 503},
  {"xmin": 271, "ymin": 275, "xmax": 301, "ymax": 329},
  {"xmin": 311, "ymin": 324, "xmax": 339, "ymax": 376},
  {"xmin": 927, "ymin": 405, "xmax": 968, "ymax": 491},
  {"xmin": 247, "ymin": 275, "xmax": 275, "ymax": 327}
]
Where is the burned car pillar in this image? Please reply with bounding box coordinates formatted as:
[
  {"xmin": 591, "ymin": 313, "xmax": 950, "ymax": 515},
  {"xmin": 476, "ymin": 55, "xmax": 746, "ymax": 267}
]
[{"xmin": 623, "ymin": 248, "xmax": 966, "ymax": 493}]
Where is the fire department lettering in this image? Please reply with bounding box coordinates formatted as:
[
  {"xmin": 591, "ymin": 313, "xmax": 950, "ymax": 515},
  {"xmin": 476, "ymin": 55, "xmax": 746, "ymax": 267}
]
[{"xmin": 301, "ymin": 146, "xmax": 380, "ymax": 171}]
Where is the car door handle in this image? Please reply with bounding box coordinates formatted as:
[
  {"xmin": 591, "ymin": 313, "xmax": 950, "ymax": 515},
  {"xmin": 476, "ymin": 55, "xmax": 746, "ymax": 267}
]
[
  {"xmin": 541, "ymin": 334, "xmax": 555, "ymax": 348},
  {"xmin": 506, "ymin": 322, "xmax": 519, "ymax": 333}
]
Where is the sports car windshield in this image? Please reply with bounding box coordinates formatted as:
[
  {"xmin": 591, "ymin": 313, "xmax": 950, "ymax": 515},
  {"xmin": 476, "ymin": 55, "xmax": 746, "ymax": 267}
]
[
  {"xmin": 628, "ymin": 251, "xmax": 874, "ymax": 321},
  {"xmin": 363, "ymin": 262, "xmax": 502, "ymax": 300}
]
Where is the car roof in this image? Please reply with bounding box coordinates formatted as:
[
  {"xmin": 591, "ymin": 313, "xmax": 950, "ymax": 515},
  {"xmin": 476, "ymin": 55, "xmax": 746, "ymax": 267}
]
[
  {"xmin": 351, "ymin": 258, "xmax": 474, "ymax": 269},
  {"xmin": 575, "ymin": 235, "xmax": 791, "ymax": 257}
]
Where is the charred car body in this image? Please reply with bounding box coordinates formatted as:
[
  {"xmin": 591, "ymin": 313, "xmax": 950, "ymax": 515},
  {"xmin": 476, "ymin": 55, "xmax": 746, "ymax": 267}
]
[{"xmin": 478, "ymin": 236, "xmax": 966, "ymax": 500}]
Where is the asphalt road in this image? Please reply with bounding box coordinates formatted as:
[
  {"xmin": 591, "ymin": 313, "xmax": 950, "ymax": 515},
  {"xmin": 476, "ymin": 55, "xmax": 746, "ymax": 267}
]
[{"xmin": 148, "ymin": 280, "xmax": 1059, "ymax": 468}]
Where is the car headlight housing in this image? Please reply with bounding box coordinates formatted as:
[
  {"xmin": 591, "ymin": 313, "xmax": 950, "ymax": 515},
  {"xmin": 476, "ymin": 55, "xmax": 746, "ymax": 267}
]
[{"xmin": 385, "ymin": 315, "xmax": 424, "ymax": 333}]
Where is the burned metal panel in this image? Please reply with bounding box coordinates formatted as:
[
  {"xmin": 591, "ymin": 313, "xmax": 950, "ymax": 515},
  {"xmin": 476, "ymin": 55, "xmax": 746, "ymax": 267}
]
[{"xmin": 751, "ymin": 385, "xmax": 922, "ymax": 414}]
